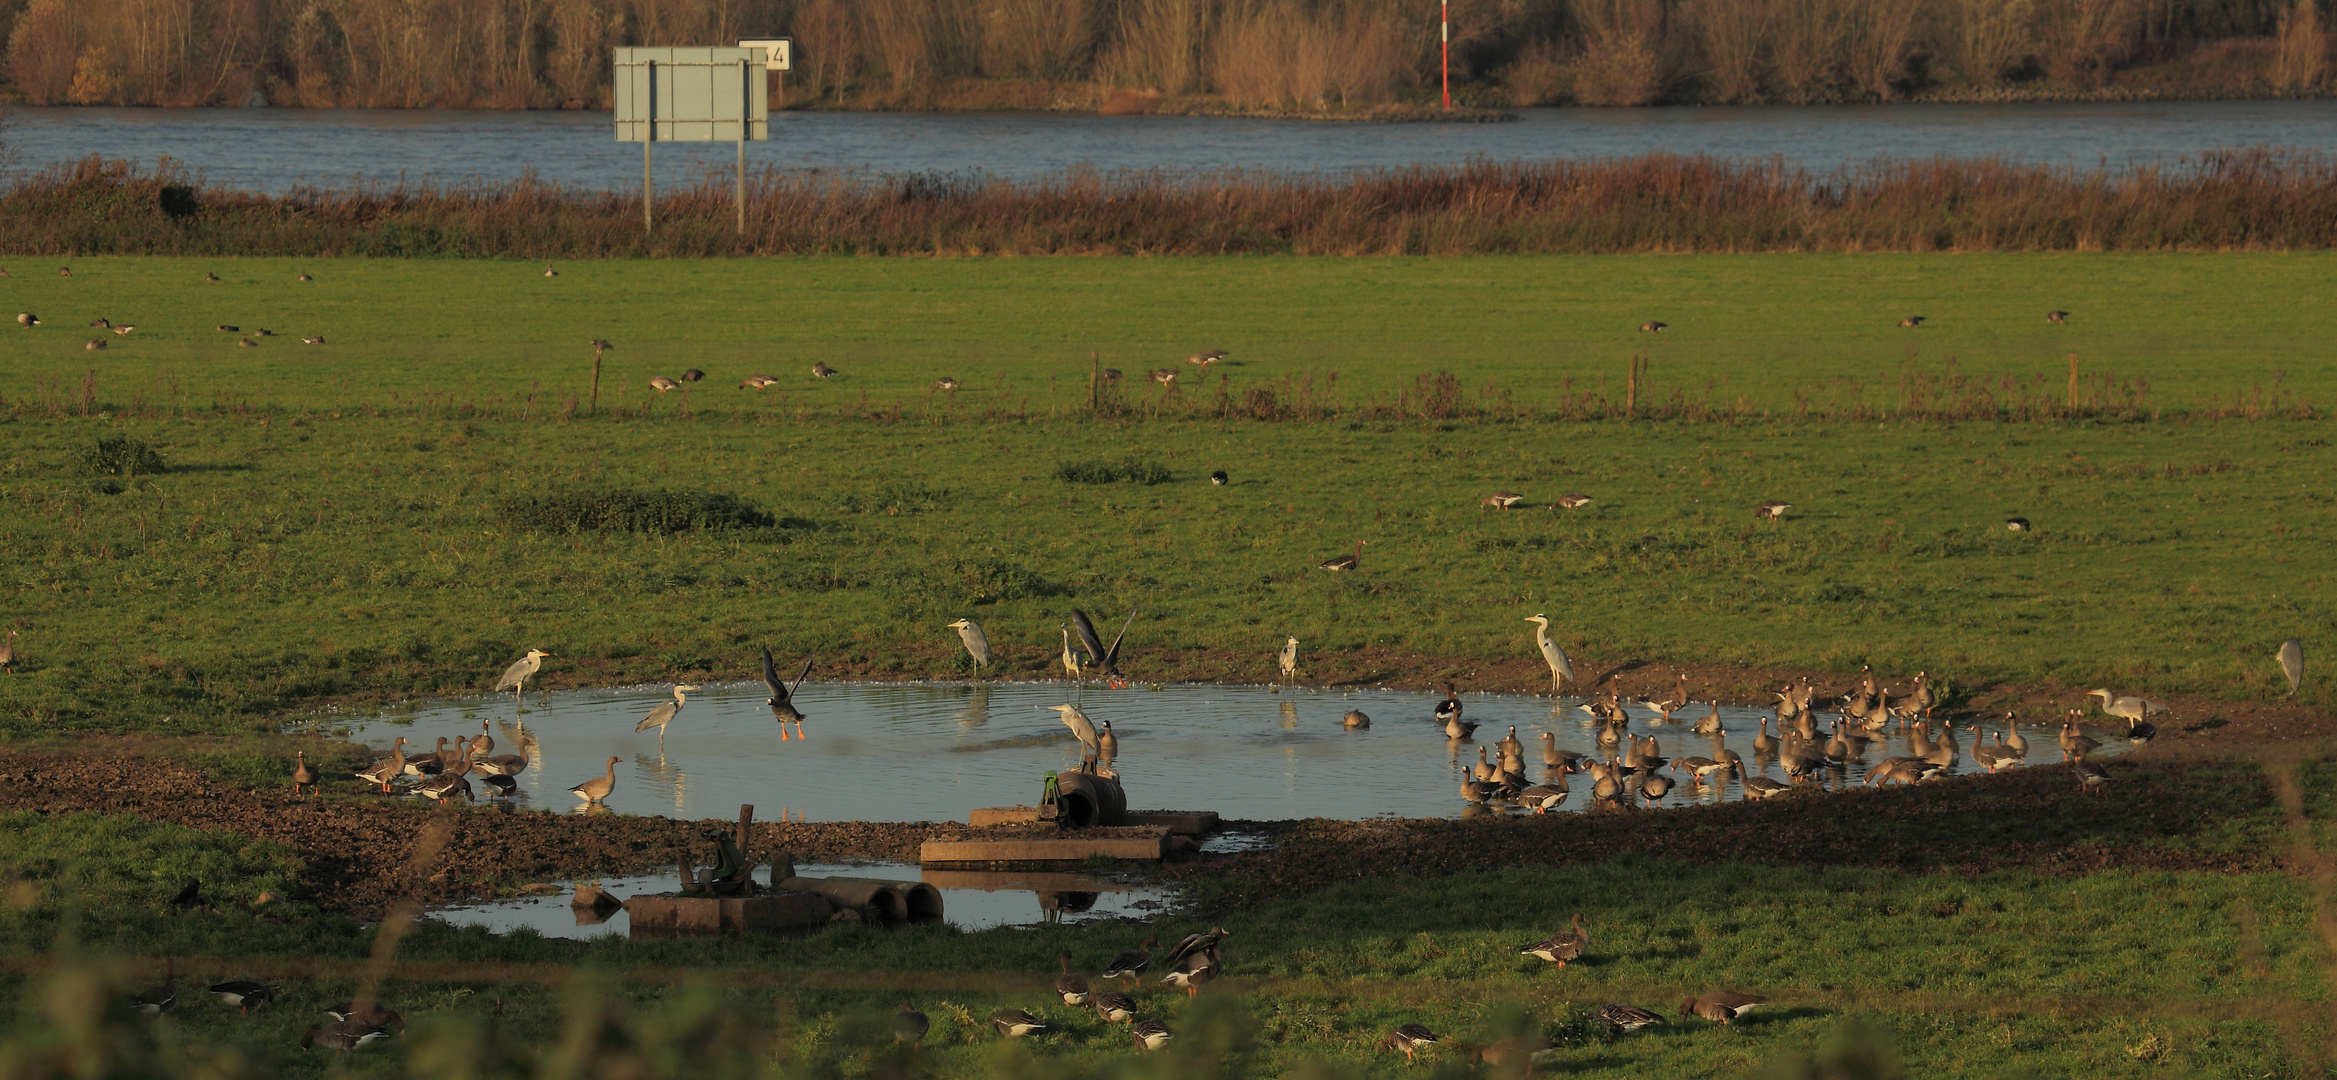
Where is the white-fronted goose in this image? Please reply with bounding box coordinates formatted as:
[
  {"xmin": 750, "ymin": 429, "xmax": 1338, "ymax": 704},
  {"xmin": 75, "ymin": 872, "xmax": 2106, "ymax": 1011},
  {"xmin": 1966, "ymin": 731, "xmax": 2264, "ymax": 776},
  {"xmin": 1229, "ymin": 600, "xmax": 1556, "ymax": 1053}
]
[
  {"xmin": 935, "ymin": 377, "xmax": 959, "ymax": 392},
  {"xmin": 762, "ymin": 647, "xmax": 812, "ymax": 739},
  {"xmin": 208, "ymin": 980, "xmax": 275, "ymax": 1013},
  {"xmin": 411, "ymin": 749, "xmax": 475, "ymax": 803},
  {"xmin": 1188, "ymin": 349, "xmax": 1227, "ymax": 365},
  {"xmin": 812, "ymin": 362, "xmax": 838, "ymax": 378},
  {"xmin": 1640, "ymin": 772, "xmax": 1673, "ymax": 804},
  {"xmin": 1380, "ymin": 1023, "xmax": 1440, "ymax": 1062},
  {"xmin": 1742, "ymin": 775, "xmax": 1791, "ymax": 799},
  {"xmin": 1692, "ymin": 702, "xmax": 1723, "ymax": 735},
  {"xmin": 1132, "ymin": 1018, "xmax": 1173, "ymax": 1051},
  {"xmin": 403, "ymin": 737, "xmax": 448, "ymax": 777},
  {"xmin": 894, "ymin": 1005, "xmax": 928, "ymax": 1045},
  {"xmin": 479, "ymin": 773, "xmax": 517, "ymax": 798},
  {"xmin": 292, "ymin": 751, "xmax": 318, "ymax": 797},
  {"xmin": 1343, "ymin": 710, "xmax": 1370, "ymax": 729},
  {"xmin": 1482, "ymin": 491, "xmax": 1525, "ymax": 510},
  {"xmin": 476, "ymin": 739, "xmax": 531, "ymax": 778},
  {"xmin": 1594, "ymin": 1004, "xmax": 1663, "ymax": 1036},
  {"xmin": 1683, "ymin": 990, "xmax": 1767, "ymax": 1023},
  {"xmin": 1516, "ymin": 781, "xmax": 1569, "ymax": 812},
  {"xmin": 741, "ymin": 374, "xmax": 778, "ymax": 389},
  {"xmin": 2059, "ymin": 711, "xmax": 2100, "ymax": 762},
  {"xmin": 132, "ymin": 962, "xmax": 177, "ymax": 1016},
  {"xmin": 648, "ymin": 376, "xmax": 678, "ymax": 392},
  {"xmin": 1102, "ymin": 936, "xmax": 1155, "ymax": 982},
  {"xmin": 1556, "ymin": 493, "xmax": 1593, "ymax": 508},
  {"xmin": 1639, "ymin": 320, "xmax": 1666, "ymax": 333},
  {"xmin": 1318, "ymin": 540, "xmax": 1364, "ymax": 571},
  {"xmin": 1753, "ymin": 715, "xmax": 1778, "ymax": 755},
  {"xmin": 355, "ymin": 737, "xmax": 408, "ymax": 793},
  {"xmin": 303, "ymin": 1022, "xmax": 391, "ymax": 1052},
  {"xmin": 990, "ymin": 1007, "xmax": 1047, "ymax": 1038},
  {"xmin": 1092, "ymin": 992, "xmax": 1137, "ymax": 1023},
  {"xmin": 2073, "ymin": 759, "xmax": 2110, "ymax": 793},
  {"xmin": 1521, "ymin": 913, "xmax": 1589, "ymax": 964},
  {"xmin": 1755, "ymin": 500, "xmax": 1791, "ymax": 519},
  {"xmin": 1497, "ymin": 726, "xmax": 1523, "ymax": 759},
  {"xmin": 1055, "ymin": 950, "xmax": 1091, "ymax": 1005},
  {"xmin": 1899, "ymin": 315, "xmax": 1926, "ymax": 327},
  {"xmin": 569, "ymin": 756, "xmax": 621, "ymax": 803}
]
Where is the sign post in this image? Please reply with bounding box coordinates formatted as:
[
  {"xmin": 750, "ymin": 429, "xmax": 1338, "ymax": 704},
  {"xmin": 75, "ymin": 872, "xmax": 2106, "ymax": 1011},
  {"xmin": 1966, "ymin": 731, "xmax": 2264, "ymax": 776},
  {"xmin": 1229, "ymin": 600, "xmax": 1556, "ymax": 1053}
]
[{"xmin": 613, "ymin": 47, "xmax": 769, "ymax": 234}]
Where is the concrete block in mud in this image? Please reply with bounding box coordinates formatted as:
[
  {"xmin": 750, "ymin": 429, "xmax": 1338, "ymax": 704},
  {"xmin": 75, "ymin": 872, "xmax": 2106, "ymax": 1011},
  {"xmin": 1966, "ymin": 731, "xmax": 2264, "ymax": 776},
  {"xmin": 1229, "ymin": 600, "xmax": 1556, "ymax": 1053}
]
[
  {"xmin": 1125, "ymin": 810, "xmax": 1219, "ymax": 835},
  {"xmin": 970, "ymin": 806, "xmax": 1042, "ymax": 826},
  {"xmin": 920, "ymin": 829, "xmax": 1169, "ymax": 864}
]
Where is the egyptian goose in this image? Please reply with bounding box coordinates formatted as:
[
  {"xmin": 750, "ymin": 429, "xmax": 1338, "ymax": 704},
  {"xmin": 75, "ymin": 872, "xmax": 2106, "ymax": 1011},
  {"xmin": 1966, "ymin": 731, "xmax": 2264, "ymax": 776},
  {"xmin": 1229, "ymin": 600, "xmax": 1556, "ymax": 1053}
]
[
  {"xmin": 569, "ymin": 756, "xmax": 621, "ymax": 803},
  {"xmin": 1521, "ymin": 913, "xmax": 1589, "ymax": 964}
]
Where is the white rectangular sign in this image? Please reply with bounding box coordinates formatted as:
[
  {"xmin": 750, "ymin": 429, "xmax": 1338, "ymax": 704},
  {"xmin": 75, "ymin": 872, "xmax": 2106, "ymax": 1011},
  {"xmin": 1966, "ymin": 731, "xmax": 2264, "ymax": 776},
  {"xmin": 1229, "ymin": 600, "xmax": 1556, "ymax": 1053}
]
[{"xmin": 613, "ymin": 47, "xmax": 768, "ymax": 143}]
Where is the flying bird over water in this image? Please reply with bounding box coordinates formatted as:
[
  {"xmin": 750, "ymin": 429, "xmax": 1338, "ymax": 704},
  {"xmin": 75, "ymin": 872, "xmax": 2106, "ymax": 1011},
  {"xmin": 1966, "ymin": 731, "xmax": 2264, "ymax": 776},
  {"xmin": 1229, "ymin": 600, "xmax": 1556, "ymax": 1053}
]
[{"xmin": 762, "ymin": 647, "xmax": 812, "ymax": 740}]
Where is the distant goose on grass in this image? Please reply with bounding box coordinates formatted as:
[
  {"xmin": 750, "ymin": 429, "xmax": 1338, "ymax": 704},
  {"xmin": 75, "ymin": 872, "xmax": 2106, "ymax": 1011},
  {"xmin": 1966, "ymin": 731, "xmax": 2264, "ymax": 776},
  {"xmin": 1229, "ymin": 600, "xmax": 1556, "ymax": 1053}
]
[
  {"xmin": 1639, "ymin": 320, "xmax": 1667, "ymax": 333},
  {"xmin": 894, "ymin": 1006, "xmax": 929, "ymax": 1046},
  {"xmin": 1596, "ymin": 1004, "xmax": 1665, "ymax": 1036},
  {"xmin": 1521, "ymin": 913, "xmax": 1590, "ymax": 964},
  {"xmin": 254, "ymin": 328, "xmax": 273, "ymax": 336},
  {"xmin": 1380, "ymin": 1023, "xmax": 1440, "ymax": 1062},
  {"xmin": 133, "ymin": 963, "xmax": 177, "ymax": 1016},
  {"xmin": 741, "ymin": 374, "xmax": 778, "ymax": 389},
  {"xmin": 648, "ymin": 376, "xmax": 679, "ymax": 392},
  {"xmin": 1132, "ymin": 1019, "xmax": 1173, "ymax": 1051},
  {"xmin": 114, "ymin": 325, "xmax": 135, "ymax": 335},
  {"xmin": 1555, "ymin": 493, "xmax": 1593, "ymax": 508},
  {"xmin": 324, "ymin": 1000, "xmax": 405, "ymax": 1031},
  {"xmin": 86, "ymin": 339, "xmax": 105, "ymax": 350},
  {"xmin": 2073, "ymin": 758, "xmax": 2111, "ymax": 793},
  {"xmin": 236, "ymin": 337, "xmax": 258, "ymax": 347},
  {"xmin": 947, "ymin": 618, "xmax": 990, "ymax": 671},
  {"xmin": 679, "ymin": 368, "xmax": 704, "ymax": 382},
  {"xmin": 14, "ymin": 313, "xmax": 35, "ymax": 326},
  {"xmin": 1149, "ymin": 368, "xmax": 1177, "ymax": 386},
  {"xmin": 1318, "ymin": 540, "xmax": 1364, "ymax": 571},
  {"xmin": 2047, "ymin": 309, "xmax": 2070, "ymax": 323},
  {"xmin": 1188, "ymin": 349, "xmax": 1226, "ymax": 365},
  {"xmin": 633, "ymin": 684, "xmax": 700, "ymax": 746},
  {"xmin": 303, "ymin": 1022, "xmax": 391, "ymax": 1052},
  {"xmin": 170, "ymin": 879, "xmax": 209, "ymax": 909},
  {"xmin": 935, "ymin": 376, "xmax": 960, "ymax": 391},
  {"xmin": 990, "ymin": 1008, "xmax": 1046, "ymax": 1037},
  {"xmin": 1683, "ymin": 990, "xmax": 1768, "ymax": 1024},
  {"xmin": 1482, "ymin": 490, "xmax": 1526, "ymax": 510},
  {"xmin": 298, "ymin": 272, "xmax": 312, "ymax": 281},
  {"xmin": 1756, "ymin": 500, "xmax": 1792, "ymax": 519},
  {"xmin": 205, "ymin": 272, "xmax": 220, "ymax": 282},
  {"xmin": 811, "ymin": 362, "xmax": 838, "ymax": 378},
  {"xmin": 2005, "ymin": 517, "xmax": 2030, "ymax": 532},
  {"xmin": 208, "ymin": 980, "xmax": 275, "ymax": 1013},
  {"xmin": 1100, "ymin": 367, "xmax": 1123, "ymax": 382},
  {"xmin": 1102, "ymin": 936, "xmax": 1156, "ymax": 983},
  {"xmin": 301, "ymin": 335, "xmax": 324, "ymax": 345},
  {"xmin": 543, "ymin": 262, "xmax": 558, "ymax": 277},
  {"xmin": 1055, "ymin": 951, "xmax": 1091, "ymax": 1005},
  {"xmin": 90, "ymin": 317, "xmax": 110, "ymax": 328},
  {"xmin": 1210, "ymin": 470, "xmax": 1228, "ymax": 485},
  {"xmin": 216, "ymin": 324, "xmax": 238, "ymax": 333},
  {"xmin": 763, "ymin": 647, "xmax": 812, "ymax": 739},
  {"xmin": 568, "ymin": 756, "xmax": 621, "ymax": 804},
  {"xmin": 1899, "ymin": 315, "xmax": 1926, "ymax": 328}
]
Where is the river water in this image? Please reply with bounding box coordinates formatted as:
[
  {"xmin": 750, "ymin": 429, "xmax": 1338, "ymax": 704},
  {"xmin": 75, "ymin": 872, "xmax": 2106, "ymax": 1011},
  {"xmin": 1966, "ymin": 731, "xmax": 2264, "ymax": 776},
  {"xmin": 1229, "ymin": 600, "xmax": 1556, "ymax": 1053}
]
[
  {"xmin": 331, "ymin": 679, "xmax": 2115, "ymax": 823},
  {"xmin": 9, "ymin": 101, "xmax": 2336, "ymax": 193}
]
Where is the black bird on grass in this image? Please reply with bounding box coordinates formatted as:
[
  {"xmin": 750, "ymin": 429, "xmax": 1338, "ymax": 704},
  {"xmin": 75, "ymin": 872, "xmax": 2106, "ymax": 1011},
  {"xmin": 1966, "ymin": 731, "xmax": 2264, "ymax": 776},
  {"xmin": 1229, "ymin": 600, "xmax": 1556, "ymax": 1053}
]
[
  {"xmin": 1211, "ymin": 470, "xmax": 1228, "ymax": 485},
  {"xmin": 169, "ymin": 880, "xmax": 209, "ymax": 909}
]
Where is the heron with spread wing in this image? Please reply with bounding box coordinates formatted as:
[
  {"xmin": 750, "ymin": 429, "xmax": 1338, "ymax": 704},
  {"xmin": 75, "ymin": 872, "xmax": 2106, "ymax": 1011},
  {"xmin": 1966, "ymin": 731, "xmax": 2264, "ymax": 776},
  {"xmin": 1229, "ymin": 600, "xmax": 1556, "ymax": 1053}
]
[{"xmin": 761, "ymin": 648, "xmax": 812, "ymax": 740}]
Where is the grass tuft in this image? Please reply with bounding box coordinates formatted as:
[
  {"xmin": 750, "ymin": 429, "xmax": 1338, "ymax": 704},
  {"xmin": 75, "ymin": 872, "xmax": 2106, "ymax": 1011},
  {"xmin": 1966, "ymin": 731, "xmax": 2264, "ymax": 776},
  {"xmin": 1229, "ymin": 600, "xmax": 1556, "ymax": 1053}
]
[
  {"xmin": 498, "ymin": 489, "xmax": 775, "ymax": 535},
  {"xmin": 1057, "ymin": 457, "xmax": 1174, "ymax": 485}
]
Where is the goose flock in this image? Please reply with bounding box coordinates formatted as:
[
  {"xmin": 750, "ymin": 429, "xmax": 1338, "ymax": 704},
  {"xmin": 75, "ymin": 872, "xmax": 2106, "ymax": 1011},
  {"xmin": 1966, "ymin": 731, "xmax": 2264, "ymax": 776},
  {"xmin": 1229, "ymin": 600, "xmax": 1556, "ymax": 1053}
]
[{"xmin": 894, "ymin": 929, "xmax": 1224, "ymax": 1053}]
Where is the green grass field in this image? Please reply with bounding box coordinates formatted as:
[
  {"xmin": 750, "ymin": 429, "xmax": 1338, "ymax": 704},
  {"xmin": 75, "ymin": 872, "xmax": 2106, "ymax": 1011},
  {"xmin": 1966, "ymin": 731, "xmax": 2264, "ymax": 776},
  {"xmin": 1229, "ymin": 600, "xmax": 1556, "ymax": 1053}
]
[{"xmin": 2, "ymin": 255, "xmax": 2333, "ymax": 1078}]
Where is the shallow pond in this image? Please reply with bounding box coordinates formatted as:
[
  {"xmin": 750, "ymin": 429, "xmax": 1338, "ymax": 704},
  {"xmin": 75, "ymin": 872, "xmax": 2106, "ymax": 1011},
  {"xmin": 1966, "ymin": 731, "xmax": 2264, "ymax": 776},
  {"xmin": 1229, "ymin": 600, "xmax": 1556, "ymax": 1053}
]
[
  {"xmin": 337, "ymin": 680, "xmax": 2117, "ymax": 823},
  {"xmin": 428, "ymin": 860, "xmax": 1179, "ymax": 938}
]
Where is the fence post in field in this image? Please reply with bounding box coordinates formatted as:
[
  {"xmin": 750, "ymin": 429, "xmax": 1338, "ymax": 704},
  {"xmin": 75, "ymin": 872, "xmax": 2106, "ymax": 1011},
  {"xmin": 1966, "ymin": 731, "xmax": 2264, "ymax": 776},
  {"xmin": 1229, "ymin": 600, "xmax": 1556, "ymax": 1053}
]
[
  {"xmin": 2067, "ymin": 353, "xmax": 2080, "ymax": 412},
  {"xmin": 1090, "ymin": 351, "xmax": 1100, "ymax": 414},
  {"xmin": 1625, "ymin": 354, "xmax": 1643, "ymax": 417},
  {"xmin": 590, "ymin": 340, "xmax": 606, "ymax": 414}
]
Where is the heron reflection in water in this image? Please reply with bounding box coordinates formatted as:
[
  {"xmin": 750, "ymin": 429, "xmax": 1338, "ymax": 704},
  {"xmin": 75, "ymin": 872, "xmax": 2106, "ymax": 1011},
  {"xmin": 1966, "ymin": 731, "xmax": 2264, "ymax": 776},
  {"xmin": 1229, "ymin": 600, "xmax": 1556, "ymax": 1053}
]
[
  {"xmin": 956, "ymin": 685, "xmax": 992, "ymax": 729},
  {"xmin": 635, "ymin": 751, "xmax": 687, "ymax": 812}
]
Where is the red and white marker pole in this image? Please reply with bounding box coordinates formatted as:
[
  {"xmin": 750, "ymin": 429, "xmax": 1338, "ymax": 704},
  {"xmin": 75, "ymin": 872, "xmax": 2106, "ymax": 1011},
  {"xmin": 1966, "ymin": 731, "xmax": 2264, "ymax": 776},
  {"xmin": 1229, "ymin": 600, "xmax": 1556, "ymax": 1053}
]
[{"xmin": 1440, "ymin": 0, "xmax": 1451, "ymax": 110}]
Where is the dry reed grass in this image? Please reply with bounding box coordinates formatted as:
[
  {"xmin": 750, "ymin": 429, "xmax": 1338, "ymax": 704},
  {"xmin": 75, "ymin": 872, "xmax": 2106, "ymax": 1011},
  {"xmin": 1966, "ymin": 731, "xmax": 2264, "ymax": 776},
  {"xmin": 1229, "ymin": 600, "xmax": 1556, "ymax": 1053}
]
[
  {"xmin": 1, "ymin": 0, "xmax": 2318, "ymax": 108},
  {"xmin": 11, "ymin": 151, "xmax": 2337, "ymax": 258}
]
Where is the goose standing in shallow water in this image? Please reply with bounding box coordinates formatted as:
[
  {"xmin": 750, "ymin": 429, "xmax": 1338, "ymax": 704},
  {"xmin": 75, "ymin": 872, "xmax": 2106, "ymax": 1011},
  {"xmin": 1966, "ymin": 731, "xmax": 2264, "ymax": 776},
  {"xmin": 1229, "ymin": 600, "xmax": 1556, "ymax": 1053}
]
[
  {"xmin": 355, "ymin": 738, "xmax": 408, "ymax": 793},
  {"xmin": 569, "ymin": 756, "xmax": 621, "ymax": 804}
]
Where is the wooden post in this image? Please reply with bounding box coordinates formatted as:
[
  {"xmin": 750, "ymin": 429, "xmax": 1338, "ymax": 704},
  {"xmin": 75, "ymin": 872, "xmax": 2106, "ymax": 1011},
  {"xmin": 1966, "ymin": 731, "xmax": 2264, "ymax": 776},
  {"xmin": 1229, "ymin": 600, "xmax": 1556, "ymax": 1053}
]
[
  {"xmin": 590, "ymin": 347, "xmax": 603, "ymax": 415},
  {"xmin": 1625, "ymin": 354, "xmax": 1641, "ymax": 417},
  {"xmin": 2066, "ymin": 353, "xmax": 2080, "ymax": 411},
  {"xmin": 643, "ymin": 60, "xmax": 655, "ymax": 234},
  {"xmin": 737, "ymin": 803, "xmax": 754, "ymax": 884},
  {"xmin": 736, "ymin": 58, "xmax": 748, "ymax": 237},
  {"xmin": 1089, "ymin": 351, "xmax": 1100, "ymax": 413}
]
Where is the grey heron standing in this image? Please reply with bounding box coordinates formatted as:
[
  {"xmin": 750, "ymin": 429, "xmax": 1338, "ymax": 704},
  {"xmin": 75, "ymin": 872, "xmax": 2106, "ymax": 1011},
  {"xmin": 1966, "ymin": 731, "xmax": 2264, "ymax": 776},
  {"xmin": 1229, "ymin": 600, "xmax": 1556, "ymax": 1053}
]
[
  {"xmin": 1047, "ymin": 703, "xmax": 1102, "ymax": 771},
  {"xmin": 2279, "ymin": 638, "xmax": 2305, "ymax": 695},
  {"xmin": 1278, "ymin": 637, "xmax": 1299, "ymax": 683},
  {"xmin": 1523, "ymin": 614, "xmax": 1575, "ymax": 693},
  {"xmin": 633, "ymin": 685, "xmax": 700, "ymax": 747},
  {"xmin": 948, "ymin": 618, "xmax": 990, "ymax": 672},
  {"xmin": 495, "ymin": 650, "xmax": 550, "ymax": 714},
  {"xmin": 762, "ymin": 648, "xmax": 812, "ymax": 740}
]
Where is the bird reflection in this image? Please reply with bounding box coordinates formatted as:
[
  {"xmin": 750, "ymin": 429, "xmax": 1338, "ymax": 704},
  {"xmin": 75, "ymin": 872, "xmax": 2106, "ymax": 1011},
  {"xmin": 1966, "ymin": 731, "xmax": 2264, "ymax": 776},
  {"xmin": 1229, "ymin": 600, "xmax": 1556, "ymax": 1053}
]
[
  {"xmin": 1039, "ymin": 890, "xmax": 1100, "ymax": 924},
  {"xmin": 635, "ymin": 752, "xmax": 687, "ymax": 812},
  {"xmin": 957, "ymin": 686, "xmax": 992, "ymax": 728},
  {"xmin": 1279, "ymin": 701, "xmax": 1299, "ymax": 729}
]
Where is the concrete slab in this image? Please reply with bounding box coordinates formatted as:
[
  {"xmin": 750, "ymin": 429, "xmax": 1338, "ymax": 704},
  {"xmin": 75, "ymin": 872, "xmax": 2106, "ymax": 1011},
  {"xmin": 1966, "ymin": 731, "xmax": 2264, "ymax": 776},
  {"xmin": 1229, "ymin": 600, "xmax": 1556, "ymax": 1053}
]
[
  {"xmin": 1125, "ymin": 810, "xmax": 1219, "ymax": 835},
  {"xmin": 969, "ymin": 806, "xmax": 1041, "ymax": 826},
  {"xmin": 920, "ymin": 830, "xmax": 1169, "ymax": 864}
]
